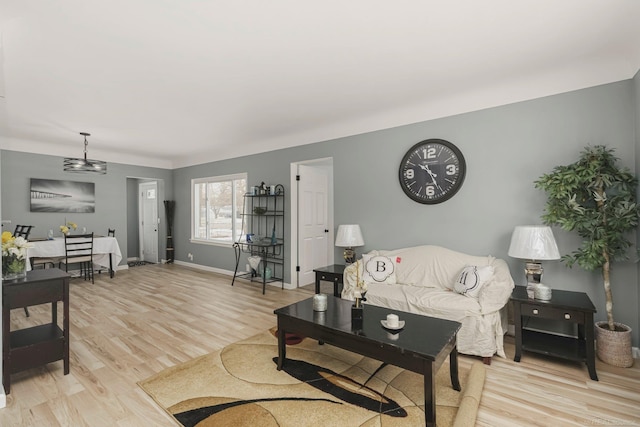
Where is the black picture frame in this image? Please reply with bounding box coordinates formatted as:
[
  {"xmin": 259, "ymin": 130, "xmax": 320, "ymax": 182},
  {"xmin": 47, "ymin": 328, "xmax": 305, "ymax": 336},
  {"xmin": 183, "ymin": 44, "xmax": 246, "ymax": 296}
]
[{"xmin": 30, "ymin": 178, "xmax": 95, "ymax": 213}]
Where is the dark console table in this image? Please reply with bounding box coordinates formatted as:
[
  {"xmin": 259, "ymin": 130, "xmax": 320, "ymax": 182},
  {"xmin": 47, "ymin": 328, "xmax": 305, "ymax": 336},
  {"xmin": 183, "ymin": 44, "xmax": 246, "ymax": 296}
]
[
  {"xmin": 2, "ymin": 268, "xmax": 71, "ymax": 393},
  {"xmin": 511, "ymin": 285, "xmax": 597, "ymax": 381}
]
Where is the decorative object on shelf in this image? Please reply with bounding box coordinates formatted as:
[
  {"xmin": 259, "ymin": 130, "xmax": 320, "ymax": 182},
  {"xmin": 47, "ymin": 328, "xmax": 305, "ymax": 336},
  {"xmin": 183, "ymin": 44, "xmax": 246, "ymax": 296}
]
[
  {"xmin": 248, "ymin": 255, "xmax": 261, "ymax": 273},
  {"xmin": 534, "ymin": 283, "xmax": 552, "ymax": 301},
  {"xmin": 313, "ymin": 294, "xmax": 327, "ymax": 311},
  {"xmin": 398, "ymin": 138, "xmax": 466, "ymax": 204},
  {"xmin": 59, "ymin": 221, "xmax": 78, "ymax": 236},
  {"xmin": 258, "ymin": 181, "xmax": 268, "ymax": 195},
  {"xmin": 335, "ymin": 224, "xmax": 365, "ymax": 264},
  {"xmin": 253, "ymin": 206, "xmax": 267, "ymax": 215},
  {"xmin": 164, "ymin": 200, "xmax": 175, "ymax": 263},
  {"xmin": 535, "ymin": 145, "xmax": 640, "ymax": 367},
  {"xmin": 508, "ymin": 225, "xmax": 560, "ymax": 299},
  {"xmin": 63, "ymin": 132, "xmax": 107, "ymax": 174},
  {"xmin": 2, "ymin": 231, "xmax": 33, "ymax": 280}
]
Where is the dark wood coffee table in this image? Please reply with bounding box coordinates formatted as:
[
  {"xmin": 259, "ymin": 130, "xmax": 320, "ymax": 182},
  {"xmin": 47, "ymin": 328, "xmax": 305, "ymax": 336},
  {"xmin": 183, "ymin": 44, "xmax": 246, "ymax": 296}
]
[{"xmin": 274, "ymin": 296, "xmax": 461, "ymax": 427}]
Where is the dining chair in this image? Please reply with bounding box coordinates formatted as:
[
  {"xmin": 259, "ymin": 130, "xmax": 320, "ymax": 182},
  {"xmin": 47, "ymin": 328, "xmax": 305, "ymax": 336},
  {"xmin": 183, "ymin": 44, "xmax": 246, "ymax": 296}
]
[
  {"xmin": 97, "ymin": 228, "xmax": 116, "ymax": 276},
  {"xmin": 13, "ymin": 224, "xmax": 33, "ymax": 239},
  {"xmin": 60, "ymin": 233, "xmax": 95, "ymax": 284}
]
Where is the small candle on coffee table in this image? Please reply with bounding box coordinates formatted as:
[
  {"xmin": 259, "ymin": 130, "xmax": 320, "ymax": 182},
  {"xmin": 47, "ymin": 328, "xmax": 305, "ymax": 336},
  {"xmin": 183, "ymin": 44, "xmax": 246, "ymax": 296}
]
[
  {"xmin": 386, "ymin": 314, "xmax": 399, "ymax": 327},
  {"xmin": 313, "ymin": 294, "xmax": 327, "ymax": 311}
]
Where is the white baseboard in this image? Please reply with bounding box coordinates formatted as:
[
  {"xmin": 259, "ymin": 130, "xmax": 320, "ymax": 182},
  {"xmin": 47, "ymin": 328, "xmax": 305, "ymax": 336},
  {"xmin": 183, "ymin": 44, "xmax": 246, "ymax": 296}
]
[
  {"xmin": 0, "ymin": 388, "xmax": 6, "ymax": 408},
  {"xmin": 634, "ymin": 347, "xmax": 640, "ymax": 359},
  {"xmin": 173, "ymin": 260, "xmax": 295, "ymax": 290}
]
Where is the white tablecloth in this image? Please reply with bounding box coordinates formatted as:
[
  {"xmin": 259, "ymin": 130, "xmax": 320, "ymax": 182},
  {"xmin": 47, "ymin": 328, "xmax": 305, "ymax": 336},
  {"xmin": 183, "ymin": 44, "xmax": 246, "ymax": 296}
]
[{"xmin": 27, "ymin": 236, "xmax": 123, "ymax": 271}]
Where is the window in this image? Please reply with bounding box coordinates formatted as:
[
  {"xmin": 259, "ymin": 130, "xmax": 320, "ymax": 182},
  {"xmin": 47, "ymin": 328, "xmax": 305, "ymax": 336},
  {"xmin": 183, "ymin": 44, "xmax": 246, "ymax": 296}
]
[{"xmin": 192, "ymin": 173, "xmax": 246, "ymax": 245}]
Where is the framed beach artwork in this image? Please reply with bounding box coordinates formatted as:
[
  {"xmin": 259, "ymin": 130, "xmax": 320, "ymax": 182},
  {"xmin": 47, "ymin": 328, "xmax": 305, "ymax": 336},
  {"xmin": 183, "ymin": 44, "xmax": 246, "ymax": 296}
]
[{"xmin": 30, "ymin": 178, "xmax": 95, "ymax": 213}]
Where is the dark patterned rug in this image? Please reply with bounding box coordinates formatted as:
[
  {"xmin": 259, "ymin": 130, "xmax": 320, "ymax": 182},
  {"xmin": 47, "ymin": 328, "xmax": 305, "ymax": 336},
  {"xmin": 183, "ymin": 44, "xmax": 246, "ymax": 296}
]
[{"xmin": 138, "ymin": 329, "xmax": 485, "ymax": 426}]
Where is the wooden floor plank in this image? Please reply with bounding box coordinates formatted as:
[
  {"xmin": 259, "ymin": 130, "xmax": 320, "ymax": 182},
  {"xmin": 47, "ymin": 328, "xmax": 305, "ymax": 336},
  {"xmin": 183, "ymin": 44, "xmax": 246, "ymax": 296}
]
[{"xmin": 1, "ymin": 263, "xmax": 638, "ymax": 426}]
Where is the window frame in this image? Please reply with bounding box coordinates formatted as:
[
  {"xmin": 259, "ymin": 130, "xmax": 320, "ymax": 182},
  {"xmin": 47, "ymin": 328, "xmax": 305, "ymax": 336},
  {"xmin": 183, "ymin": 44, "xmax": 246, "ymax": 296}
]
[{"xmin": 190, "ymin": 172, "xmax": 247, "ymax": 246}]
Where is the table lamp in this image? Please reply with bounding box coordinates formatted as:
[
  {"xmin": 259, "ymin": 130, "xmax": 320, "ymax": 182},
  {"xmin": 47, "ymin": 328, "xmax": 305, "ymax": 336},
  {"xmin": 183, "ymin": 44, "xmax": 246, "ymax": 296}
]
[
  {"xmin": 508, "ymin": 225, "xmax": 560, "ymax": 299},
  {"xmin": 335, "ymin": 224, "xmax": 364, "ymax": 264}
]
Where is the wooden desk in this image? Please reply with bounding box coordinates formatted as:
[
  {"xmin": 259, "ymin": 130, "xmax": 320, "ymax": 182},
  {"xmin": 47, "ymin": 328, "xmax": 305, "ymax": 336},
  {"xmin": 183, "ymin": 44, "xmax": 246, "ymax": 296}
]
[{"xmin": 2, "ymin": 269, "xmax": 71, "ymax": 394}]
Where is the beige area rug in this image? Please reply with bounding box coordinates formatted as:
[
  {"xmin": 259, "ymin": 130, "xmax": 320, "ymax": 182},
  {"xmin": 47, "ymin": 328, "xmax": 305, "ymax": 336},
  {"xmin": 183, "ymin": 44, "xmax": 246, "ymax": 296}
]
[{"xmin": 139, "ymin": 330, "xmax": 485, "ymax": 427}]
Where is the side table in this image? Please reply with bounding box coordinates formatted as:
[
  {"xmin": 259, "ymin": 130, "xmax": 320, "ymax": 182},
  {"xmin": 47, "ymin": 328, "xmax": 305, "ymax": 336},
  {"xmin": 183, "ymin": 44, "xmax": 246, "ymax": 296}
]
[
  {"xmin": 2, "ymin": 268, "xmax": 71, "ymax": 393},
  {"xmin": 313, "ymin": 264, "xmax": 345, "ymax": 297},
  {"xmin": 511, "ymin": 285, "xmax": 598, "ymax": 381}
]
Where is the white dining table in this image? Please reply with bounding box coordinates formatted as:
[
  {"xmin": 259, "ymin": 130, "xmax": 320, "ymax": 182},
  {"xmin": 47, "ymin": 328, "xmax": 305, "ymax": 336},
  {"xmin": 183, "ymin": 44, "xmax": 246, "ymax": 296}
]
[{"xmin": 27, "ymin": 236, "xmax": 123, "ymax": 277}]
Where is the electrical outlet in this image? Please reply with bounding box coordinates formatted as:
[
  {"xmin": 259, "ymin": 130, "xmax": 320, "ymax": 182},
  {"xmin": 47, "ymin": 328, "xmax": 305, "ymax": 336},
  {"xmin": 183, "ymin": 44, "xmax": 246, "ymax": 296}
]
[
  {"xmin": 188, "ymin": 253, "xmax": 194, "ymax": 261},
  {"xmin": 246, "ymin": 263, "xmax": 251, "ymax": 272}
]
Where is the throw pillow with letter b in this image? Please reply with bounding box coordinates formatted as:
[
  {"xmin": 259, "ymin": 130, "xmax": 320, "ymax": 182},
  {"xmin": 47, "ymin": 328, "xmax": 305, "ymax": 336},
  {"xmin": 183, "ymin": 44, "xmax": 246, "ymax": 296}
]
[
  {"xmin": 362, "ymin": 254, "xmax": 396, "ymax": 284},
  {"xmin": 453, "ymin": 265, "xmax": 494, "ymax": 298}
]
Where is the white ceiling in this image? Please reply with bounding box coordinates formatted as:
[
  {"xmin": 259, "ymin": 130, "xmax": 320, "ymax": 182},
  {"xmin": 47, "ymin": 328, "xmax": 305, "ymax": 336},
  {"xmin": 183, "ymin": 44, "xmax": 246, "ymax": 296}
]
[{"xmin": 1, "ymin": 0, "xmax": 639, "ymax": 169}]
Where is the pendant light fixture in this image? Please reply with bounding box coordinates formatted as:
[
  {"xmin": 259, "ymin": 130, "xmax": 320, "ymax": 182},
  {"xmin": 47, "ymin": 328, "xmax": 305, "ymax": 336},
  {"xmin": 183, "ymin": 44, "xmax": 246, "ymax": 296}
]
[{"xmin": 63, "ymin": 132, "xmax": 107, "ymax": 174}]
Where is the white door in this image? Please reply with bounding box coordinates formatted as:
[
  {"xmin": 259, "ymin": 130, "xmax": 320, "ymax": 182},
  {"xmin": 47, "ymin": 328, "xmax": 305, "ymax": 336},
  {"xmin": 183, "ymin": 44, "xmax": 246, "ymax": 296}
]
[
  {"xmin": 139, "ymin": 181, "xmax": 159, "ymax": 263},
  {"xmin": 298, "ymin": 165, "xmax": 329, "ymax": 286}
]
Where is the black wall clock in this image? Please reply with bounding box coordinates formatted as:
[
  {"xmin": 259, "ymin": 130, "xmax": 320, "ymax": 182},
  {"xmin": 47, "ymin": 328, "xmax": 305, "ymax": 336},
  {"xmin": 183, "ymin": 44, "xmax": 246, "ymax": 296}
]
[{"xmin": 398, "ymin": 138, "xmax": 466, "ymax": 204}]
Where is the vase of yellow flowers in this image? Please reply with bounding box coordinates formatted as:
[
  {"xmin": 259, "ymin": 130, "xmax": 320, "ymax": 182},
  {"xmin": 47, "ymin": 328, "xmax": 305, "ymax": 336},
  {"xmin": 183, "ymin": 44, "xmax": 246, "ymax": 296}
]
[
  {"xmin": 2, "ymin": 231, "xmax": 33, "ymax": 280},
  {"xmin": 60, "ymin": 221, "xmax": 78, "ymax": 236}
]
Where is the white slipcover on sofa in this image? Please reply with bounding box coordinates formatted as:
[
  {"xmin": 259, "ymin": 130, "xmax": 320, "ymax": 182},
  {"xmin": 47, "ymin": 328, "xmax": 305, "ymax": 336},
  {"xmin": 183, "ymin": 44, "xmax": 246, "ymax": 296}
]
[{"xmin": 341, "ymin": 245, "xmax": 514, "ymax": 359}]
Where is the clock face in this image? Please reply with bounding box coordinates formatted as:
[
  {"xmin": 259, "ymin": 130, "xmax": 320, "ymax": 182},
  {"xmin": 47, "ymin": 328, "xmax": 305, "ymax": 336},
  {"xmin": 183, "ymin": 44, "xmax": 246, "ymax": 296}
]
[{"xmin": 398, "ymin": 139, "xmax": 466, "ymax": 204}]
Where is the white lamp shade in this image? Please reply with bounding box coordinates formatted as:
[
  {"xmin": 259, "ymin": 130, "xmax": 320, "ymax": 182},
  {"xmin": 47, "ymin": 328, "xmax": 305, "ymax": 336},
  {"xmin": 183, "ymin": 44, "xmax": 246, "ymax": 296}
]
[
  {"xmin": 508, "ymin": 225, "xmax": 560, "ymax": 261},
  {"xmin": 335, "ymin": 224, "xmax": 364, "ymax": 247}
]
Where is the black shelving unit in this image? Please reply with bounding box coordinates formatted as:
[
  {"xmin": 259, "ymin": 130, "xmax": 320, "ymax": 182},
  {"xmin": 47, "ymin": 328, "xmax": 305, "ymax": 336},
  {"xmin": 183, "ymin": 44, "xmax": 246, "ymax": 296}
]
[{"xmin": 232, "ymin": 184, "xmax": 285, "ymax": 294}]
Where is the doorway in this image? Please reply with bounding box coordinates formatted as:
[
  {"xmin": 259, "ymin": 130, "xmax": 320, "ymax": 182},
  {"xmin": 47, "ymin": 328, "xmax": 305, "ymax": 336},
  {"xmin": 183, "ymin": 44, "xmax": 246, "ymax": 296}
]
[
  {"xmin": 139, "ymin": 181, "xmax": 159, "ymax": 263},
  {"xmin": 290, "ymin": 158, "xmax": 334, "ymax": 287}
]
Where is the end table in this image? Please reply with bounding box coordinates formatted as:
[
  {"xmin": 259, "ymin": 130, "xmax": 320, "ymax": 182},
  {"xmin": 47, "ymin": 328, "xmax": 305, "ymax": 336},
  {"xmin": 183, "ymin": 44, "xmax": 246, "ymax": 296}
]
[
  {"xmin": 313, "ymin": 264, "xmax": 345, "ymax": 297},
  {"xmin": 511, "ymin": 285, "xmax": 598, "ymax": 381}
]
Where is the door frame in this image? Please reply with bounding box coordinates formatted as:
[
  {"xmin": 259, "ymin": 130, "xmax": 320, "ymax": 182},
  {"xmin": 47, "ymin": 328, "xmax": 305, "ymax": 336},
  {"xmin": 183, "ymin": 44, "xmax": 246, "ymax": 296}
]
[{"xmin": 289, "ymin": 157, "xmax": 334, "ymax": 288}]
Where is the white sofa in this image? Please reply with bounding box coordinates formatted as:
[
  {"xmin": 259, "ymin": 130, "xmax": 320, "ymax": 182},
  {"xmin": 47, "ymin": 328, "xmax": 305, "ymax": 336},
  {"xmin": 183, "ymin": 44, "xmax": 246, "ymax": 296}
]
[{"xmin": 341, "ymin": 245, "xmax": 514, "ymax": 360}]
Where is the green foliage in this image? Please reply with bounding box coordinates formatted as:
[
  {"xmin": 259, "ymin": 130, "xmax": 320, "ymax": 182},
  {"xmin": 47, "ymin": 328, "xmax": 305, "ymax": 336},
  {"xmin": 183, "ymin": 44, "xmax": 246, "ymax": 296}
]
[{"xmin": 535, "ymin": 145, "xmax": 640, "ymax": 271}]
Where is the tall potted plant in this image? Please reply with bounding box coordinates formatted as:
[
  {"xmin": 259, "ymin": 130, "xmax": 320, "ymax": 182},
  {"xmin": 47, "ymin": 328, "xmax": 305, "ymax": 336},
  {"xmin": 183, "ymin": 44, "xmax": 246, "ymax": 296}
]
[{"xmin": 535, "ymin": 145, "xmax": 639, "ymax": 367}]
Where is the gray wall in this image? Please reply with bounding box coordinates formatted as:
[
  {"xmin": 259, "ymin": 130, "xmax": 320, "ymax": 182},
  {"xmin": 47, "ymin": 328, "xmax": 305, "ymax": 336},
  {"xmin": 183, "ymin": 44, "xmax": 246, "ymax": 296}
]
[
  {"xmin": 174, "ymin": 79, "xmax": 639, "ymax": 347},
  {"xmin": 1, "ymin": 79, "xmax": 638, "ymax": 348},
  {"xmin": 0, "ymin": 151, "xmax": 174, "ymax": 264}
]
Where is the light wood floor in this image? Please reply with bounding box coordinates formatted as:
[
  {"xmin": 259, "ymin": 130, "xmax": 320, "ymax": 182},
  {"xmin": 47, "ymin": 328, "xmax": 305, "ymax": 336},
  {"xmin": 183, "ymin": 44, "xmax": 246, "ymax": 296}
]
[{"xmin": 1, "ymin": 264, "xmax": 638, "ymax": 426}]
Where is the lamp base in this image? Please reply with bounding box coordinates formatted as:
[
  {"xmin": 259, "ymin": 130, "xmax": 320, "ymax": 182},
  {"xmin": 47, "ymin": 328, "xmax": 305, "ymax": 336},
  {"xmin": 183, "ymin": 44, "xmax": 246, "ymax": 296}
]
[
  {"xmin": 524, "ymin": 262, "xmax": 543, "ymax": 284},
  {"xmin": 343, "ymin": 247, "xmax": 356, "ymax": 264}
]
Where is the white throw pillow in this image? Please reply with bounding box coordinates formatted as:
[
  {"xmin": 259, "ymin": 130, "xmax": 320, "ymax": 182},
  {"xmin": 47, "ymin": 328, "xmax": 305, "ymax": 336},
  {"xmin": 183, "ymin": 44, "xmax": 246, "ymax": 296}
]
[
  {"xmin": 361, "ymin": 254, "xmax": 396, "ymax": 284},
  {"xmin": 453, "ymin": 265, "xmax": 494, "ymax": 298}
]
